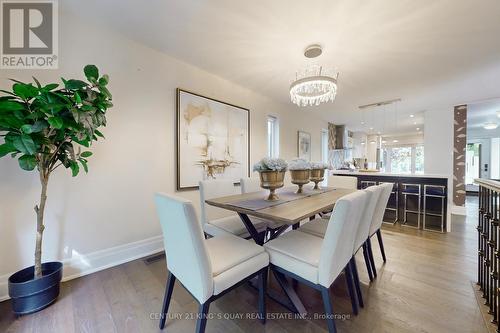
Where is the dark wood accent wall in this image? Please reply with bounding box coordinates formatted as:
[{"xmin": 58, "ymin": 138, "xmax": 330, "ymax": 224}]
[{"xmin": 453, "ymin": 105, "xmax": 467, "ymax": 206}]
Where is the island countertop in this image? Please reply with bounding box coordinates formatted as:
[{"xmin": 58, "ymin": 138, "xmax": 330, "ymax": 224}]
[{"xmin": 331, "ymin": 170, "xmax": 450, "ymax": 179}]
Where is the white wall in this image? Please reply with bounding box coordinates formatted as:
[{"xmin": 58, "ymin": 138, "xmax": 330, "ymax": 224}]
[
  {"xmin": 0, "ymin": 11, "xmax": 327, "ymax": 297},
  {"xmin": 424, "ymin": 108, "xmax": 456, "ymax": 222}
]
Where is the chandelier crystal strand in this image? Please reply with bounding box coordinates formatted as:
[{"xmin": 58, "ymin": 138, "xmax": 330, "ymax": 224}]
[{"xmin": 290, "ymin": 65, "xmax": 338, "ymax": 107}]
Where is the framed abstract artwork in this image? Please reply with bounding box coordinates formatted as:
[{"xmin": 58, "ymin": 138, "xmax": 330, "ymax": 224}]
[
  {"xmin": 176, "ymin": 89, "xmax": 250, "ymax": 191},
  {"xmin": 297, "ymin": 131, "xmax": 312, "ymax": 161}
]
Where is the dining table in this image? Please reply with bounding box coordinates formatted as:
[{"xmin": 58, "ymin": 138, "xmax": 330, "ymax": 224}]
[{"xmin": 205, "ymin": 185, "xmax": 356, "ymax": 315}]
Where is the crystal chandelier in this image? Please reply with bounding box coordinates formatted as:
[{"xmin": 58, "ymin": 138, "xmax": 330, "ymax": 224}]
[{"xmin": 290, "ymin": 44, "xmax": 338, "ymax": 107}]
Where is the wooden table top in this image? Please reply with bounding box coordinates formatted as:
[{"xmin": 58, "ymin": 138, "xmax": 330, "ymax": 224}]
[{"xmin": 205, "ymin": 187, "xmax": 356, "ymax": 225}]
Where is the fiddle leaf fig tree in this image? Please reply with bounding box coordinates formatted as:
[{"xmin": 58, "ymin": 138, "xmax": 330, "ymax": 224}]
[{"xmin": 0, "ymin": 65, "xmax": 113, "ymax": 279}]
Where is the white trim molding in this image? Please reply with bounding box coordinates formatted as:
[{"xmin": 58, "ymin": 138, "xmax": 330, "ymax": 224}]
[
  {"xmin": 451, "ymin": 205, "xmax": 467, "ymax": 216},
  {"xmin": 0, "ymin": 235, "xmax": 164, "ymax": 302}
]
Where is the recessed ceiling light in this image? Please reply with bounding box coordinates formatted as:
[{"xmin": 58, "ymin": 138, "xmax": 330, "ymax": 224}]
[
  {"xmin": 416, "ymin": 127, "xmax": 420, "ymax": 131},
  {"xmin": 381, "ymin": 140, "xmax": 387, "ymax": 144},
  {"xmin": 370, "ymin": 140, "xmax": 376, "ymax": 144},
  {"xmin": 393, "ymin": 139, "xmax": 399, "ymax": 143},
  {"xmin": 369, "ymin": 127, "xmax": 374, "ymax": 130},
  {"xmin": 413, "ymin": 122, "xmax": 417, "ymax": 125},
  {"xmin": 361, "ymin": 142, "xmax": 365, "ymax": 145},
  {"xmin": 483, "ymin": 122, "xmax": 498, "ymax": 130},
  {"xmin": 497, "ymin": 110, "xmax": 500, "ymax": 118},
  {"xmin": 409, "ymin": 114, "xmax": 414, "ymax": 118},
  {"xmin": 361, "ymin": 121, "xmax": 365, "ymax": 125}
]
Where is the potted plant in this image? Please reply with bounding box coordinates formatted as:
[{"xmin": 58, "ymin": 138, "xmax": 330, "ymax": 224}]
[
  {"xmin": 253, "ymin": 157, "xmax": 288, "ymax": 200},
  {"xmin": 310, "ymin": 162, "xmax": 329, "ymax": 190},
  {"xmin": 0, "ymin": 65, "xmax": 113, "ymax": 314},
  {"xmin": 288, "ymin": 158, "xmax": 311, "ymax": 194}
]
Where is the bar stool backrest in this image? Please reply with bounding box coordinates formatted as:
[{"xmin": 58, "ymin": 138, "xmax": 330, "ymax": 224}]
[
  {"xmin": 353, "ymin": 185, "xmax": 382, "ymax": 253},
  {"xmin": 319, "ymin": 191, "xmax": 368, "ymax": 287},
  {"xmin": 199, "ymin": 179, "xmax": 239, "ymax": 225},
  {"xmin": 154, "ymin": 193, "xmax": 213, "ymax": 303},
  {"xmin": 369, "ymin": 183, "xmax": 394, "ymax": 236}
]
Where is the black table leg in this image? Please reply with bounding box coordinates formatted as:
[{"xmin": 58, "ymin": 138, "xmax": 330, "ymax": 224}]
[
  {"xmin": 272, "ymin": 270, "xmax": 307, "ymax": 315},
  {"xmin": 238, "ymin": 213, "xmax": 265, "ymax": 245}
]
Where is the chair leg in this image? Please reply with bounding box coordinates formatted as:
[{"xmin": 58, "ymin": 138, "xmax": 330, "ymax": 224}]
[
  {"xmin": 350, "ymin": 258, "xmax": 364, "ymax": 308},
  {"xmin": 344, "ymin": 263, "xmax": 358, "ymax": 315},
  {"xmin": 320, "ymin": 287, "xmax": 337, "ymax": 333},
  {"xmin": 362, "ymin": 243, "xmax": 374, "ymax": 282},
  {"xmin": 195, "ymin": 301, "xmax": 210, "ymax": 333},
  {"xmin": 258, "ymin": 268, "xmax": 267, "ymax": 324},
  {"xmin": 159, "ymin": 272, "xmax": 176, "ymax": 329},
  {"xmin": 366, "ymin": 238, "xmax": 377, "ymax": 278},
  {"xmin": 376, "ymin": 229, "xmax": 387, "ymax": 262}
]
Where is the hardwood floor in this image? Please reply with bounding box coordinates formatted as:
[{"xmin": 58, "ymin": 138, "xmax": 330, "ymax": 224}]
[{"xmin": 0, "ymin": 198, "xmax": 487, "ymax": 332}]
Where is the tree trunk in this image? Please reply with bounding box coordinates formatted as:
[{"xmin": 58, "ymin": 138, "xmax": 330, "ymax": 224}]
[{"xmin": 34, "ymin": 173, "xmax": 49, "ymax": 279}]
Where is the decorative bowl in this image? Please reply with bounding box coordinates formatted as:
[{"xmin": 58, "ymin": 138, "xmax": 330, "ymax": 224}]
[
  {"xmin": 290, "ymin": 169, "xmax": 311, "ymax": 194},
  {"xmin": 259, "ymin": 170, "xmax": 286, "ymax": 201},
  {"xmin": 310, "ymin": 169, "xmax": 325, "ymax": 190}
]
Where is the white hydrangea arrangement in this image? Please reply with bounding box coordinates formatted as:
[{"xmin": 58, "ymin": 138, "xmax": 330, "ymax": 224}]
[
  {"xmin": 310, "ymin": 161, "xmax": 330, "ymax": 169},
  {"xmin": 288, "ymin": 158, "xmax": 311, "ymax": 170},
  {"xmin": 253, "ymin": 157, "xmax": 288, "ymax": 172}
]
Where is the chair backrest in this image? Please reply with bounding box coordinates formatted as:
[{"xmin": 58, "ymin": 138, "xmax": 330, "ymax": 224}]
[
  {"xmin": 240, "ymin": 177, "xmax": 261, "ymax": 194},
  {"xmin": 154, "ymin": 193, "xmax": 213, "ymax": 303},
  {"xmin": 328, "ymin": 175, "xmax": 358, "ymax": 189},
  {"xmin": 353, "ymin": 185, "xmax": 382, "ymax": 253},
  {"xmin": 199, "ymin": 179, "xmax": 239, "ymax": 225},
  {"xmin": 318, "ymin": 191, "xmax": 367, "ymax": 287},
  {"xmin": 369, "ymin": 182, "xmax": 393, "ymax": 235}
]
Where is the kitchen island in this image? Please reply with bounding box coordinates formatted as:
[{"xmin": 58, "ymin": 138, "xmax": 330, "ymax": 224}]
[{"xmin": 331, "ymin": 170, "xmax": 451, "ymax": 232}]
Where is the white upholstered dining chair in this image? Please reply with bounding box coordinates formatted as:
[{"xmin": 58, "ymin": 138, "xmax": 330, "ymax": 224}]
[
  {"xmin": 199, "ymin": 179, "xmax": 267, "ymax": 238},
  {"xmin": 154, "ymin": 193, "xmax": 269, "ymax": 333},
  {"xmin": 264, "ymin": 191, "xmax": 368, "ymax": 333},
  {"xmin": 299, "ymin": 186, "xmax": 382, "ymax": 297},
  {"xmin": 240, "ymin": 177, "xmax": 261, "ymax": 194},
  {"xmin": 365, "ymin": 182, "xmax": 393, "ymax": 277}
]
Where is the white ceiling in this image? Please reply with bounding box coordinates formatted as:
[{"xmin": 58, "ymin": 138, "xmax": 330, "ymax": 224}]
[{"xmin": 64, "ymin": 0, "xmax": 500, "ymax": 135}]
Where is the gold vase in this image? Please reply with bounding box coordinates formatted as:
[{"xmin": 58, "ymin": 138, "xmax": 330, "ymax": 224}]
[
  {"xmin": 259, "ymin": 170, "xmax": 285, "ymax": 201},
  {"xmin": 310, "ymin": 169, "xmax": 325, "ymax": 190},
  {"xmin": 290, "ymin": 169, "xmax": 311, "ymax": 194}
]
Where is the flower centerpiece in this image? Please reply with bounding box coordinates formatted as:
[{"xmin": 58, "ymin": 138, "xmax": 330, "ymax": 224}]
[
  {"xmin": 253, "ymin": 157, "xmax": 288, "ymax": 200},
  {"xmin": 288, "ymin": 158, "xmax": 311, "ymax": 193},
  {"xmin": 310, "ymin": 162, "xmax": 329, "ymax": 190}
]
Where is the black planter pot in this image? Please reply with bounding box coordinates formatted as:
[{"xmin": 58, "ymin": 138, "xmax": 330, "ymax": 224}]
[{"xmin": 8, "ymin": 261, "xmax": 63, "ymax": 315}]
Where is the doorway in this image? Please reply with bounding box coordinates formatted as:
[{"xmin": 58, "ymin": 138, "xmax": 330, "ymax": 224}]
[{"xmin": 466, "ymin": 143, "xmax": 481, "ymax": 192}]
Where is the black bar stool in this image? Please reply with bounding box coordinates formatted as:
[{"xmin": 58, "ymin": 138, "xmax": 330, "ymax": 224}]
[
  {"xmin": 360, "ymin": 180, "xmax": 377, "ymax": 189},
  {"xmin": 402, "ymin": 183, "xmax": 421, "ymax": 228},
  {"xmin": 423, "ymin": 185, "xmax": 446, "ymax": 232},
  {"xmin": 380, "ymin": 182, "xmax": 398, "ymax": 224}
]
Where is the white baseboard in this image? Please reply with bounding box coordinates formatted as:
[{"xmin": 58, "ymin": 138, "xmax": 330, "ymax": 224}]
[
  {"xmin": 451, "ymin": 205, "xmax": 467, "ymax": 216},
  {"xmin": 0, "ymin": 235, "xmax": 164, "ymax": 302}
]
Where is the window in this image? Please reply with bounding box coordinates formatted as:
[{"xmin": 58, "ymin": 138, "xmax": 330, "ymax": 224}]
[
  {"xmin": 383, "ymin": 144, "xmax": 424, "ymax": 174},
  {"xmin": 267, "ymin": 116, "xmax": 279, "ymax": 158}
]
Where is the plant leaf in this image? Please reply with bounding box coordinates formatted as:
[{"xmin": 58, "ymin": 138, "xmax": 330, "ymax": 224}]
[
  {"xmin": 69, "ymin": 160, "xmax": 80, "ymax": 177},
  {"xmin": 0, "ymin": 143, "xmax": 16, "ymax": 157},
  {"xmin": 64, "ymin": 80, "xmax": 87, "ymax": 90},
  {"xmin": 79, "ymin": 159, "xmax": 88, "ymax": 173},
  {"xmin": 21, "ymin": 124, "xmax": 33, "ymax": 134},
  {"xmin": 84, "ymin": 65, "xmax": 99, "ymax": 81},
  {"xmin": 0, "ymin": 100, "xmax": 25, "ymax": 111},
  {"xmin": 13, "ymin": 135, "xmax": 36, "ymax": 155},
  {"xmin": 80, "ymin": 151, "xmax": 92, "ymax": 158},
  {"xmin": 30, "ymin": 120, "xmax": 48, "ymax": 133},
  {"xmin": 47, "ymin": 116, "xmax": 63, "ymax": 129},
  {"xmin": 18, "ymin": 155, "xmax": 37, "ymax": 171}
]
